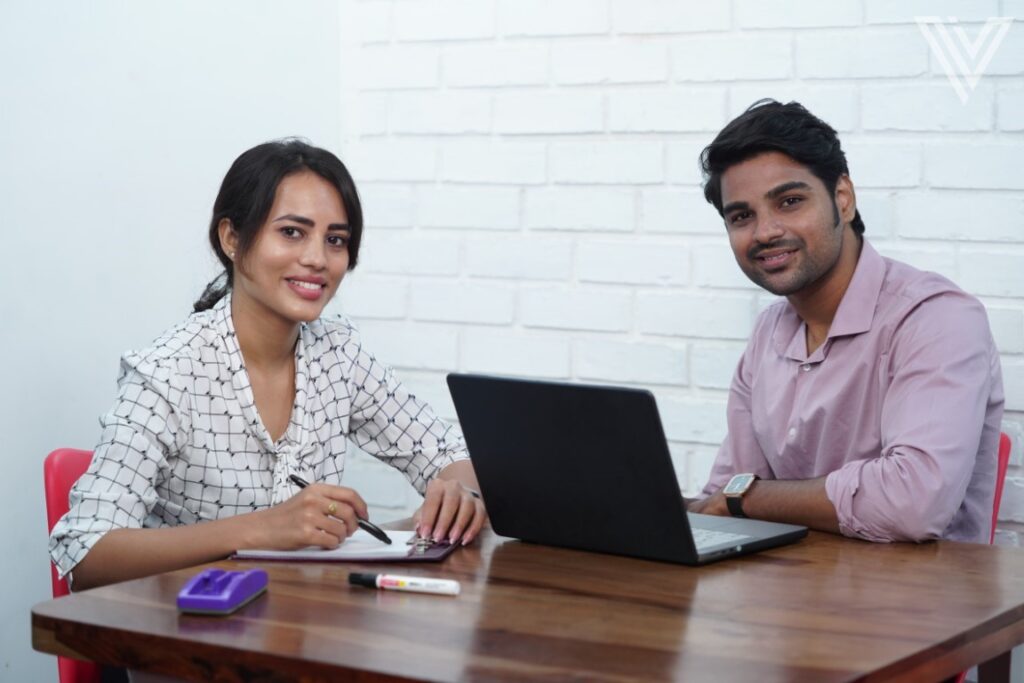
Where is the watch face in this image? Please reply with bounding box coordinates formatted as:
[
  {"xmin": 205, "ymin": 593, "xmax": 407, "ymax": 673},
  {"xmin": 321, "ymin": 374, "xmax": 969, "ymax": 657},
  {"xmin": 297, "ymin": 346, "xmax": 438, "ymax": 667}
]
[{"xmin": 724, "ymin": 473, "xmax": 756, "ymax": 495}]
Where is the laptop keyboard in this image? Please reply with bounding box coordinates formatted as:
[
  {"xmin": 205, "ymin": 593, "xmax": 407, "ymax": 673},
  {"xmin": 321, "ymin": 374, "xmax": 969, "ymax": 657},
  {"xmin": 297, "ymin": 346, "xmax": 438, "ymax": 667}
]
[{"xmin": 691, "ymin": 527, "xmax": 752, "ymax": 551}]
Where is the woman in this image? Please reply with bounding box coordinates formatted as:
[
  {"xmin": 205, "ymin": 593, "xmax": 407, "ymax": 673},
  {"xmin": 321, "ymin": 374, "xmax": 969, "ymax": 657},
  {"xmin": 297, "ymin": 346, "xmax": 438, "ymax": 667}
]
[{"xmin": 49, "ymin": 140, "xmax": 486, "ymax": 590}]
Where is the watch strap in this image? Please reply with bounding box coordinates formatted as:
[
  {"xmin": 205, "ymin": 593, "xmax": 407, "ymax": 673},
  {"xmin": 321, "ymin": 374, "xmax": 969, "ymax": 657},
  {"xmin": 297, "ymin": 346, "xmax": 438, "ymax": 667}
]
[{"xmin": 726, "ymin": 494, "xmax": 747, "ymax": 518}]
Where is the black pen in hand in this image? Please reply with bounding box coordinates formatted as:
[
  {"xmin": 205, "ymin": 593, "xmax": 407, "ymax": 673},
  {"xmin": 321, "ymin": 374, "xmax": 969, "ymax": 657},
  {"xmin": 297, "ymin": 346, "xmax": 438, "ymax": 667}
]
[{"xmin": 288, "ymin": 474, "xmax": 392, "ymax": 545}]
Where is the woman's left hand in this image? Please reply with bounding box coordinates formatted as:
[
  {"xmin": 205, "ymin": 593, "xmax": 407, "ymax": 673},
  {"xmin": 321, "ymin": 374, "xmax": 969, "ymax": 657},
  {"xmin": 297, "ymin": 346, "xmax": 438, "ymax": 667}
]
[{"xmin": 414, "ymin": 478, "xmax": 487, "ymax": 546}]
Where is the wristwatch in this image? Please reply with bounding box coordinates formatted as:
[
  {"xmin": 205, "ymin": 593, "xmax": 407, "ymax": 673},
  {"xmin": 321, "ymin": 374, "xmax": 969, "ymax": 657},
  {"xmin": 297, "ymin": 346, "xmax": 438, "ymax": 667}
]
[{"xmin": 723, "ymin": 473, "xmax": 759, "ymax": 518}]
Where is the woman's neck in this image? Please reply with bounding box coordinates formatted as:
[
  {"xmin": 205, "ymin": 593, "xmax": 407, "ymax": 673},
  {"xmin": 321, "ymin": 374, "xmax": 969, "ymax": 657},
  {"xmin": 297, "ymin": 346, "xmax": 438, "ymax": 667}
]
[{"xmin": 230, "ymin": 294, "xmax": 300, "ymax": 370}]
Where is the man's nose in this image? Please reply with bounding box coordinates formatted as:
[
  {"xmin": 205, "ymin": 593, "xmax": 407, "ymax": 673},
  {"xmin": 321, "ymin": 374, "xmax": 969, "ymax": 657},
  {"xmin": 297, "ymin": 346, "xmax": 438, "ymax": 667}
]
[{"xmin": 752, "ymin": 216, "xmax": 785, "ymax": 243}]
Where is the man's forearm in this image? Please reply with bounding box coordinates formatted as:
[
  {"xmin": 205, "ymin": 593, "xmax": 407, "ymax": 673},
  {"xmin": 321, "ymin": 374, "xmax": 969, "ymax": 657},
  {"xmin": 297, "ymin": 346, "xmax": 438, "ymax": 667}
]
[
  {"xmin": 691, "ymin": 476, "xmax": 841, "ymax": 534},
  {"xmin": 742, "ymin": 477, "xmax": 840, "ymax": 533}
]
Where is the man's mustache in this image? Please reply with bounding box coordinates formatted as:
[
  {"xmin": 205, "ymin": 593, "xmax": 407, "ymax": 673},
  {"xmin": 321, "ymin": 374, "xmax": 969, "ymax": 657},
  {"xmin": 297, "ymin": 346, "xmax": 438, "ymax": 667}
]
[{"xmin": 747, "ymin": 240, "xmax": 802, "ymax": 261}]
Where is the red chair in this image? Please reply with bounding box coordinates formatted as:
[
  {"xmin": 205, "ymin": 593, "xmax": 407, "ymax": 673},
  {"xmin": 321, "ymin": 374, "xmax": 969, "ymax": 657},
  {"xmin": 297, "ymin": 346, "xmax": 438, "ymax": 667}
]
[
  {"xmin": 43, "ymin": 448, "xmax": 102, "ymax": 683},
  {"xmin": 990, "ymin": 432, "xmax": 1012, "ymax": 544},
  {"xmin": 953, "ymin": 432, "xmax": 1012, "ymax": 683}
]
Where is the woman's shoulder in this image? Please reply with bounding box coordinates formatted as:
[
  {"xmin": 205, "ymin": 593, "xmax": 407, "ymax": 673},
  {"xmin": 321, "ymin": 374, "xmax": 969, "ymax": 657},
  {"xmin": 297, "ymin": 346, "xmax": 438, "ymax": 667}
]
[{"xmin": 121, "ymin": 307, "xmax": 226, "ymax": 378}]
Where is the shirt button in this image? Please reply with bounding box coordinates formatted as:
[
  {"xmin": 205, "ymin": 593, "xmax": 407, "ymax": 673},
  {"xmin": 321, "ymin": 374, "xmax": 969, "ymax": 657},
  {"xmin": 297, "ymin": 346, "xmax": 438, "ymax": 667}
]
[
  {"xmin": 802, "ymin": 364, "xmax": 812, "ymax": 372},
  {"xmin": 788, "ymin": 427, "xmax": 797, "ymax": 439}
]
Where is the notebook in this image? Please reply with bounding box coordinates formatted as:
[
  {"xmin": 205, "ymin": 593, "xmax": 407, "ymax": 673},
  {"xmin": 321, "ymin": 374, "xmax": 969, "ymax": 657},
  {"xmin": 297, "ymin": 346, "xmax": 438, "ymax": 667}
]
[
  {"xmin": 446, "ymin": 373, "xmax": 808, "ymax": 566},
  {"xmin": 234, "ymin": 530, "xmax": 456, "ymax": 562}
]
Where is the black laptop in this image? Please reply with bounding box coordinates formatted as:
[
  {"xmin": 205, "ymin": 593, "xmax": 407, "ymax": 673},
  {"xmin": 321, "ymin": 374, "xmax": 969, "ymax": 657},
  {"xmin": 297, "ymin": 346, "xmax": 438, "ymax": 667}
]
[{"xmin": 447, "ymin": 373, "xmax": 807, "ymax": 565}]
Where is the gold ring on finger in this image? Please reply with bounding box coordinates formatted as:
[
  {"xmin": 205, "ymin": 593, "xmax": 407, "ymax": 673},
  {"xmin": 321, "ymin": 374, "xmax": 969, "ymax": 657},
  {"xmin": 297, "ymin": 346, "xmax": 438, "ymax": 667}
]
[{"xmin": 327, "ymin": 502, "xmax": 337, "ymax": 516}]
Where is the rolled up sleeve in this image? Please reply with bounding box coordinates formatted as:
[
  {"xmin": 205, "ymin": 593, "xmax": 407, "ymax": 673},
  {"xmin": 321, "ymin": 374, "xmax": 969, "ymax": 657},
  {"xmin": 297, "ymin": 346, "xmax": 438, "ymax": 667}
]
[
  {"xmin": 825, "ymin": 293, "xmax": 999, "ymax": 543},
  {"xmin": 48, "ymin": 356, "xmax": 184, "ymax": 579}
]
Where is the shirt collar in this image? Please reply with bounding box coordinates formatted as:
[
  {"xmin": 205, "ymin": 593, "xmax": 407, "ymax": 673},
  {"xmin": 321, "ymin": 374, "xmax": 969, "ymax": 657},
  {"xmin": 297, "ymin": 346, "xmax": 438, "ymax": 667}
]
[
  {"xmin": 774, "ymin": 238, "xmax": 885, "ymax": 361},
  {"xmin": 214, "ymin": 289, "xmax": 313, "ymax": 451},
  {"xmin": 827, "ymin": 238, "xmax": 884, "ymax": 339},
  {"xmin": 213, "ymin": 291, "xmax": 243, "ymax": 372}
]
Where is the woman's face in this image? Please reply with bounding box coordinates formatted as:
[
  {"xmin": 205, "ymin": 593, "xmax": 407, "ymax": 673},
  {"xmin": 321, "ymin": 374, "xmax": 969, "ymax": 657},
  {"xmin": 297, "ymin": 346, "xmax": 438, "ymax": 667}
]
[{"xmin": 226, "ymin": 170, "xmax": 351, "ymax": 328}]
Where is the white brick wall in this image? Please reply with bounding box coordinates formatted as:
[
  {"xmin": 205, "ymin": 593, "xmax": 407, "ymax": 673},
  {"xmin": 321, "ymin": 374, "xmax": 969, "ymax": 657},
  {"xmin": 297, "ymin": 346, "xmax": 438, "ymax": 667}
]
[
  {"xmin": 549, "ymin": 141, "xmax": 663, "ymax": 183},
  {"xmin": 444, "ymin": 44, "xmax": 548, "ymax": 87},
  {"xmin": 521, "ymin": 285, "xmax": 633, "ymax": 331},
  {"xmin": 526, "ymin": 186, "xmax": 634, "ymax": 231},
  {"xmin": 553, "ymin": 41, "xmax": 668, "ymax": 84},
  {"xmin": 336, "ymin": 1, "xmax": 1024, "ymax": 543}
]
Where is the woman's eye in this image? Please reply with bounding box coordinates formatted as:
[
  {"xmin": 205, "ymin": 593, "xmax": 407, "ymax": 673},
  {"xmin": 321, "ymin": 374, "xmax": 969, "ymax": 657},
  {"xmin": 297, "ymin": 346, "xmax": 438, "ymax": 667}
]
[
  {"xmin": 327, "ymin": 234, "xmax": 350, "ymax": 248},
  {"xmin": 280, "ymin": 226, "xmax": 303, "ymax": 239}
]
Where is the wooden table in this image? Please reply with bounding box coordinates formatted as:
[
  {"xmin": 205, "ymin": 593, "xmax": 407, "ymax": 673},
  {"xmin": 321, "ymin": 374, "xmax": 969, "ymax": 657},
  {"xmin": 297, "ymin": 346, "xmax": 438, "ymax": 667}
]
[{"xmin": 32, "ymin": 530, "xmax": 1024, "ymax": 682}]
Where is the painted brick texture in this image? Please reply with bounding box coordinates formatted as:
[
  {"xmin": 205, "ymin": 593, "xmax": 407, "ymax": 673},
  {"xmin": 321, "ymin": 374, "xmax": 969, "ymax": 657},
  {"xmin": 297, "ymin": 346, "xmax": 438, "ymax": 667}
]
[{"xmin": 334, "ymin": 1, "xmax": 1024, "ymax": 539}]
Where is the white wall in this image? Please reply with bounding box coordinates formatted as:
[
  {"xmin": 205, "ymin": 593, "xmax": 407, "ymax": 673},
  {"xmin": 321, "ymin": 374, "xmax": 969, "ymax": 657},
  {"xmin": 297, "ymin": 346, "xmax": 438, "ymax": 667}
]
[
  {"xmin": 0, "ymin": 2, "xmax": 343, "ymax": 679},
  {"xmin": 335, "ymin": 0, "xmax": 1024, "ymax": 543}
]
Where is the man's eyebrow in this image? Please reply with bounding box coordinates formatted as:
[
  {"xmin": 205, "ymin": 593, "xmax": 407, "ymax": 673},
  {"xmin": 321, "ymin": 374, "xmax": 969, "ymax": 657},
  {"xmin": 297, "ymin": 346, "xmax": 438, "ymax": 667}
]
[
  {"xmin": 722, "ymin": 200, "xmax": 749, "ymax": 215},
  {"xmin": 765, "ymin": 181, "xmax": 812, "ymax": 200},
  {"xmin": 722, "ymin": 181, "xmax": 814, "ymax": 215}
]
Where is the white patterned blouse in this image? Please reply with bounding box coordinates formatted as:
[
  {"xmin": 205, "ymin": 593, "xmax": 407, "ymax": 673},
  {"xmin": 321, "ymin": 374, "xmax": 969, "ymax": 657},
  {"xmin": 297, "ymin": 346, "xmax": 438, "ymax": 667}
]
[{"xmin": 49, "ymin": 293, "xmax": 468, "ymax": 579}]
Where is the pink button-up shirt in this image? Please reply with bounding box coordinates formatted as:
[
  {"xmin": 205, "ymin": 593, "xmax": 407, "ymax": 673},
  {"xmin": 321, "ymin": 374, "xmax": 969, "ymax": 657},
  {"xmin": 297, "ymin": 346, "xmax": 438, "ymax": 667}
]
[{"xmin": 702, "ymin": 240, "xmax": 1004, "ymax": 543}]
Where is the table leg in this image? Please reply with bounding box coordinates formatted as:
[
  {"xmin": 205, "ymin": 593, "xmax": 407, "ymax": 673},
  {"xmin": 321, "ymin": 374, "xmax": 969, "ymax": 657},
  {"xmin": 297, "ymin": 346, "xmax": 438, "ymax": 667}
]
[{"xmin": 978, "ymin": 650, "xmax": 1012, "ymax": 683}]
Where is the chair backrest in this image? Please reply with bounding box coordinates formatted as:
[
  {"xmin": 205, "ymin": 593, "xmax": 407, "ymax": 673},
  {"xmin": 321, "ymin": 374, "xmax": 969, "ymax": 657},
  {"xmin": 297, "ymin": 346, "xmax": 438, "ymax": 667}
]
[
  {"xmin": 991, "ymin": 433, "xmax": 1012, "ymax": 545},
  {"xmin": 43, "ymin": 448, "xmax": 102, "ymax": 683},
  {"xmin": 44, "ymin": 448, "xmax": 94, "ymax": 597}
]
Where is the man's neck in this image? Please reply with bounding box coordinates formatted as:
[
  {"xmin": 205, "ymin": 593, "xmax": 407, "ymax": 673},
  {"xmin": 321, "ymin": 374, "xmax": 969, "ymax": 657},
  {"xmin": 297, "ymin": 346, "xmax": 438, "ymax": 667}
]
[{"xmin": 788, "ymin": 229, "xmax": 863, "ymax": 354}]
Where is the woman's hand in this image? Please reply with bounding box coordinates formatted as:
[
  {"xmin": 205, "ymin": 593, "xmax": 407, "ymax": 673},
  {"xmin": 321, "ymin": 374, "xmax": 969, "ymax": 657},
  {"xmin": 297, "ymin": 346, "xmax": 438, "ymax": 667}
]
[
  {"xmin": 245, "ymin": 483, "xmax": 369, "ymax": 550},
  {"xmin": 414, "ymin": 478, "xmax": 487, "ymax": 546}
]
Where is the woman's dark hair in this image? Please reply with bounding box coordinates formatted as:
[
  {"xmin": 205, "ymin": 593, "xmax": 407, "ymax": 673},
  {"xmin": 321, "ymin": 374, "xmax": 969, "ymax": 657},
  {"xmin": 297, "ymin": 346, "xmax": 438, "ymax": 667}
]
[
  {"xmin": 700, "ymin": 99, "xmax": 864, "ymax": 235},
  {"xmin": 193, "ymin": 138, "xmax": 364, "ymax": 312}
]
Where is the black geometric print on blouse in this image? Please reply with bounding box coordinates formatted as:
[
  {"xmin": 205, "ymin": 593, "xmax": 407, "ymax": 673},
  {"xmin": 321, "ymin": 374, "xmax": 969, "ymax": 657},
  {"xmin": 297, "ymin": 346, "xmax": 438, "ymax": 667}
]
[{"xmin": 48, "ymin": 293, "xmax": 468, "ymax": 578}]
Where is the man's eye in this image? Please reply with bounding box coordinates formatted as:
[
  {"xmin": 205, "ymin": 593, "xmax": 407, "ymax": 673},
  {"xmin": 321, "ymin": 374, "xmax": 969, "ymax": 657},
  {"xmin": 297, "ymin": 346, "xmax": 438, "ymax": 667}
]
[
  {"xmin": 781, "ymin": 196, "xmax": 803, "ymax": 207},
  {"xmin": 729, "ymin": 211, "xmax": 751, "ymax": 225}
]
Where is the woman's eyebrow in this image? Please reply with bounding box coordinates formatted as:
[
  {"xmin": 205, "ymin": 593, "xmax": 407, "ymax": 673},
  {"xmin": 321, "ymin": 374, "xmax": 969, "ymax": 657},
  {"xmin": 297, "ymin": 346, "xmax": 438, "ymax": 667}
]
[{"xmin": 272, "ymin": 214, "xmax": 314, "ymax": 226}]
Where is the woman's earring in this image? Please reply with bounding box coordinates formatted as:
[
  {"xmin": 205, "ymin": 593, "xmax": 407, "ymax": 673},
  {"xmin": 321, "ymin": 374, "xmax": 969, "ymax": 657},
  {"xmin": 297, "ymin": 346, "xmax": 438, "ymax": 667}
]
[{"xmin": 228, "ymin": 251, "xmax": 235, "ymax": 260}]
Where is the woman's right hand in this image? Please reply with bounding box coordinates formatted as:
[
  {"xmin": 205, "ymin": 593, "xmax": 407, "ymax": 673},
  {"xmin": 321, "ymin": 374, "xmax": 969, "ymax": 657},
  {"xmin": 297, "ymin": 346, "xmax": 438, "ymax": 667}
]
[{"xmin": 244, "ymin": 483, "xmax": 369, "ymax": 550}]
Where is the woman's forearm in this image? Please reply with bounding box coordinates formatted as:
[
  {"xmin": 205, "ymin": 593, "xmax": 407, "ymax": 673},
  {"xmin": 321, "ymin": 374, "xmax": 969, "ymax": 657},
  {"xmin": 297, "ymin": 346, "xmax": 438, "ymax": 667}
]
[
  {"xmin": 438, "ymin": 459, "xmax": 482, "ymax": 493},
  {"xmin": 70, "ymin": 513, "xmax": 261, "ymax": 591},
  {"xmin": 70, "ymin": 482, "xmax": 369, "ymax": 590}
]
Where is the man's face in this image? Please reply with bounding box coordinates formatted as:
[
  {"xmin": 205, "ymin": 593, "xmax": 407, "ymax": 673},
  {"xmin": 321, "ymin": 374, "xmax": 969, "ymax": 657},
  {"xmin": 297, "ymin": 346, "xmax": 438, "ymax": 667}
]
[{"xmin": 719, "ymin": 151, "xmax": 854, "ymax": 298}]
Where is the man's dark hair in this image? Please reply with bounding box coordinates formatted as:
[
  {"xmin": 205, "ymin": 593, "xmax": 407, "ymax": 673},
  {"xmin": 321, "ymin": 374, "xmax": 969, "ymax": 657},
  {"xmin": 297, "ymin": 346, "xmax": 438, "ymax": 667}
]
[
  {"xmin": 700, "ymin": 99, "xmax": 864, "ymax": 235},
  {"xmin": 193, "ymin": 138, "xmax": 364, "ymax": 312}
]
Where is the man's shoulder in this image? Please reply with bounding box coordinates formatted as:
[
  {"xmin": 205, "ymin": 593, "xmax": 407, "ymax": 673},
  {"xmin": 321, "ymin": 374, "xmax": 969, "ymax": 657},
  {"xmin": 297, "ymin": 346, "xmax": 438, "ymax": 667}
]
[
  {"xmin": 879, "ymin": 255, "xmax": 981, "ymax": 315},
  {"xmin": 875, "ymin": 256, "xmax": 995, "ymax": 355}
]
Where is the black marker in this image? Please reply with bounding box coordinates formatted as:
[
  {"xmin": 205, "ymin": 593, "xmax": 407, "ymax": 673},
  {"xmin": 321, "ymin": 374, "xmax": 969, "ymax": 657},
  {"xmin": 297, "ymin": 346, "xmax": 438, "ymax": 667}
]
[{"xmin": 288, "ymin": 474, "xmax": 392, "ymax": 545}]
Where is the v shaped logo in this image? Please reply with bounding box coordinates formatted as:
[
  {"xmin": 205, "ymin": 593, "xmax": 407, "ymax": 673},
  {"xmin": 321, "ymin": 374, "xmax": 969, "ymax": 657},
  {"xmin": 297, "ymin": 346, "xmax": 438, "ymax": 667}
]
[{"xmin": 916, "ymin": 16, "xmax": 1013, "ymax": 104}]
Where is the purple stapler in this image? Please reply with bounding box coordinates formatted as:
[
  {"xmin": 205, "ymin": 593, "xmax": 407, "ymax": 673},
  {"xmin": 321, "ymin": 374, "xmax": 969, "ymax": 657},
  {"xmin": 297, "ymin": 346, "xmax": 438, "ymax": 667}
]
[{"xmin": 177, "ymin": 568, "xmax": 268, "ymax": 615}]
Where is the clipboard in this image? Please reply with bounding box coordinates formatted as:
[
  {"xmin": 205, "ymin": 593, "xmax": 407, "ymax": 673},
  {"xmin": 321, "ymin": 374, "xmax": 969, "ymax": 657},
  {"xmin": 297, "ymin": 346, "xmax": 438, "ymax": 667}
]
[{"xmin": 233, "ymin": 530, "xmax": 457, "ymax": 563}]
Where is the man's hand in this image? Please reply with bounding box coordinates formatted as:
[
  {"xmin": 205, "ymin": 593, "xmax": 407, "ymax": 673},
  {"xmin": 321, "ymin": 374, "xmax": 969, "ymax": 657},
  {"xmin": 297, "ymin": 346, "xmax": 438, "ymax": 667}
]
[{"xmin": 687, "ymin": 490, "xmax": 729, "ymax": 516}]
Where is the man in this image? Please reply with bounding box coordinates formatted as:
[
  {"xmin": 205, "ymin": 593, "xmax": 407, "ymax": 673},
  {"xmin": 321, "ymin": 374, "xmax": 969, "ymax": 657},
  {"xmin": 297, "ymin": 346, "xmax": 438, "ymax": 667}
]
[{"xmin": 688, "ymin": 100, "xmax": 1004, "ymax": 543}]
